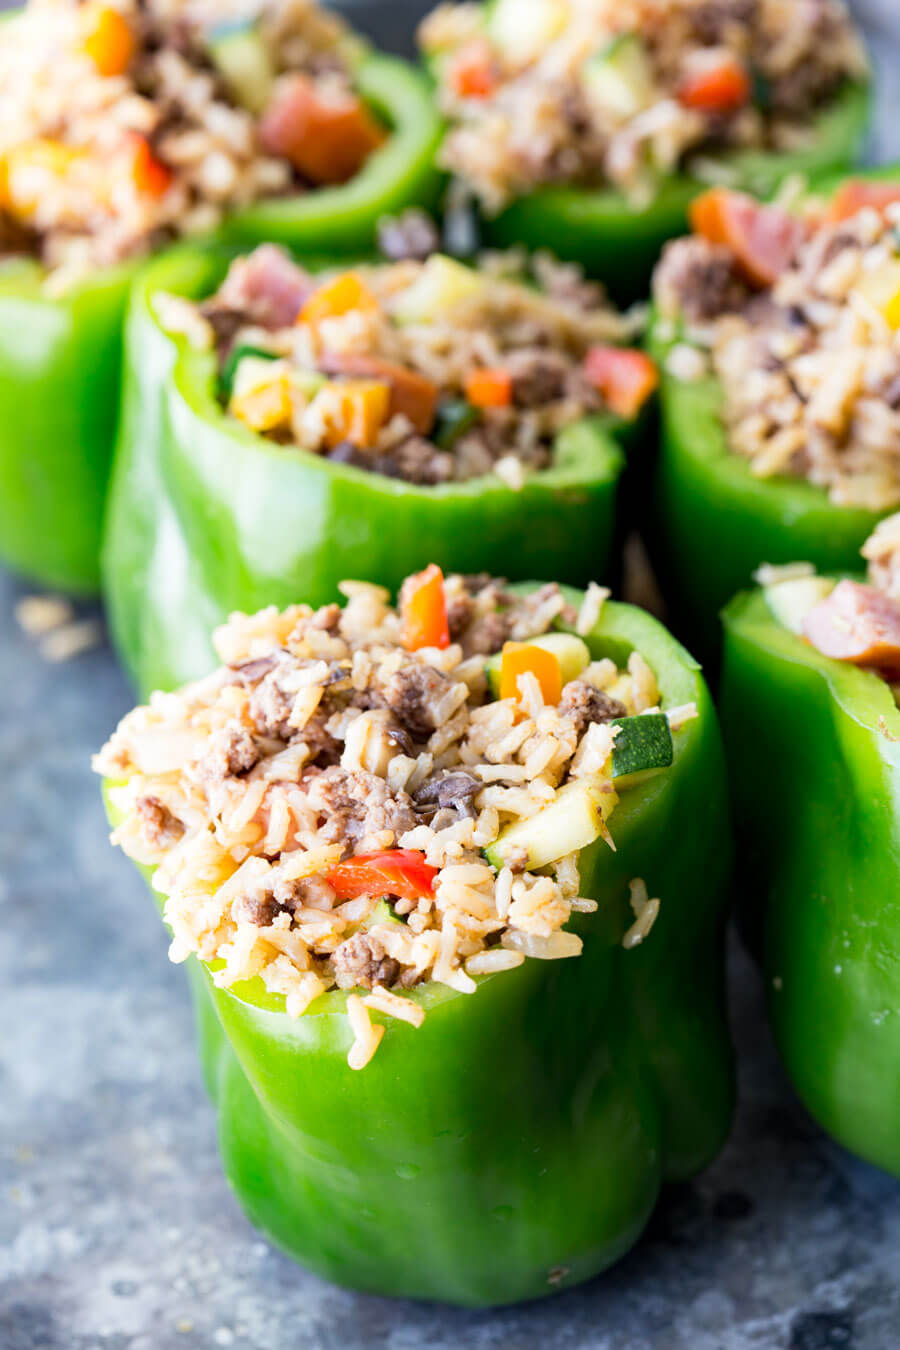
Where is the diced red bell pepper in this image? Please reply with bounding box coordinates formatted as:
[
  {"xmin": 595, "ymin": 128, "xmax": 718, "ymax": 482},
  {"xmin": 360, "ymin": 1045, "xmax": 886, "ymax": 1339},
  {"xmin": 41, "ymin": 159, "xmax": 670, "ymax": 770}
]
[
  {"xmin": 401, "ymin": 564, "xmax": 450, "ymax": 652},
  {"xmin": 690, "ymin": 188, "xmax": 807, "ymax": 287},
  {"xmin": 128, "ymin": 134, "xmax": 173, "ymax": 199},
  {"xmin": 583, "ymin": 346, "xmax": 658, "ymax": 421},
  {"xmin": 259, "ymin": 74, "xmax": 385, "ymax": 186},
  {"xmin": 326, "ymin": 849, "xmax": 438, "ymax": 901},
  {"xmin": 449, "ymin": 42, "xmax": 498, "ymax": 100},
  {"xmin": 464, "ymin": 367, "xmax": 513, "ymax": 409},
  {"xmin": 679, "ymin": 56, "xmax": 751, "ymax": 113}
]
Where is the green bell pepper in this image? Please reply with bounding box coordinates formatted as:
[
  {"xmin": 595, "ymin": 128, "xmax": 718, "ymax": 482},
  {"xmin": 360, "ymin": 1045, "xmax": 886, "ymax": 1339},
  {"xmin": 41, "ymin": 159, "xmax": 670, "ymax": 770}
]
[
  {"xmin": 647, "ymin": 164, "xmax": 900, "ymax": 664},
  {"xmin": 0, "ymin": 49, "xmax": 442, "ymax": 594},
  {"xmin": 720, "ymin": 582, "xmax": 900, "ymax": 1177},
  {"xmin": 104, "ymin": 589, "xmax": 734, "ymax": 1306},
  {"xmin": 103, "ymin": 245, "xmax": 646, "ymax": 698},
  {"xmin": 483, "ymin": 81, "xmax": 870, "ymax": 302}
]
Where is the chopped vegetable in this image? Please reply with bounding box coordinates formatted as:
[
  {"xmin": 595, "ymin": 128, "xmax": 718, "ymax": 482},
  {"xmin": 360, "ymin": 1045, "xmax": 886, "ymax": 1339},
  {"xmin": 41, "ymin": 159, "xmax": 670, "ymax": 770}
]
[
  {"xmin": 317, "ymin": 379, "xmax": 391, "ymax": 449},
  {"xmin": 764, "ymin": 576, "xmax": 836, "ymax": 633},
  {"xmin": 449, "ymin": 41, "xmax": 498, "ymax": 99},
  {"xmin": 219, "ymin": 344, "xmax": 279, "ymax": 399},
  {"xmin": 318, "ymin": 353, "xmax": 439, "ymax": 435},
  {"xmin": 326, "ymin": 849, "xmax": 438, "ymax": 902},
  {"xmin": 258, "ymin": 74, "xmax": 385, "ymax": 185},
  {"xmin": 487, "ymin": 0, "xmax": 567, "ymax": 67},
  {"xmin": 827, "ymin": 178, "xmax": 900, "ymax": 224},
  {"xmin": 79, "ymin": 3, "xmax": 136, "ymax": 77},
  {"xmin": 299, "ymin": 273, "xmax": 378, "ymax": 328},
  {"xmin": 803, "ymin": 579, "xmax": 900, "ymax": 672},
  {"xmin": 678, "ymin": 56, "xmax": 750, "ymax": 113},
  {"xmin": 499, "ymin": 642, "xmax": 563, "ymax": 705},
  {"xmin": 433, "ymin": 397, "xmax": 481, "ymax": 450},
  {"xmin": 390, "ymin": 254, "xmax": 487, "ymax": 323},
  {"xmin": 485, "ymin": 632, "xmax": 590, "ymax": 698},
  {"xmin": 583, "ymin": 35, "xmax": 655, "ymax": 121},
  {"xmin": 853, "ymin": 259, "xmax": 900, "ymax": 330},
  {"xmin": 207, "ymin": 22, "xmax": 274, "ymax": 114},
  {"xmin": 230, "ymin": 359, "xmax": 293, "ymax": 433},
  {"xmin": 583, "ymin": 346, "xmax": 658, "ymax": 420},
  {"xmin": 609, "ymin": 714, "xmax": 674, "ymax": 789},
  {"xmin": 128, "ymin": 134, "xmax": 174, "ymax": 199},
  {"xmin": 464, "ymin": 367, "xmax": 513, "ymax": 409},
  {"xmin": 1, "ymin": 140, "xmax": 83, "ymax": 217},
  {"xmin": 485, "ymin": 777, "xmax": 618, "ymax": 871},
  {"xmin": 401, "ymin": 563, "xmax": 450, "ymax": 651},
  {"xmin": 689, "ymin": 188, "xmax": 806, "ymax": 287}
]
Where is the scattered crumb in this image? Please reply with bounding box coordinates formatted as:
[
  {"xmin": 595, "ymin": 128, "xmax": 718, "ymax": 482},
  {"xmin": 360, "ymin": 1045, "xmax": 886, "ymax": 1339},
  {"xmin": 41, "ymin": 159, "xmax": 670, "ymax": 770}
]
[
  {"xmin": 878, "ymin": 715, "xmax": 899, "ymax": 742},
  {"xmin": 548, "ymin": 1265, "xmax": 570, "ymax": 1286},
  {"xmin": 15, "ymin": 592, "xmax": 104, "ymax": 661},
  {"xmin": 40, "ymin": 618, "xmax": 105, "ymax": 663},
  {"xmin": 15, "ymin": 594, "xmax": 74, "ymax": 636}
]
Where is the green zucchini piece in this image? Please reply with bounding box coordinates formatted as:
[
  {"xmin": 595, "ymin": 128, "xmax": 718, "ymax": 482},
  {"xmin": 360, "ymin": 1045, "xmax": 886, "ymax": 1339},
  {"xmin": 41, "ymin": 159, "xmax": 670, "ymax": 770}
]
[
  {"xmin": 764, "ymin": 576, "xmax": 836, "ymax": 634},
  {"xmin": 208, "ymin": 22, "xmax": 274, "ymax": 114},
  {"xmin": 610, "ymin": 713, "xmax": 674, "ymax": 789},
  {"xmin": 484, "ymin": 777, "xmax": 616, "ymax": 871},
  {"xmin": 583, "ymin": 34, "xmax": 655, "ymax": 121}
]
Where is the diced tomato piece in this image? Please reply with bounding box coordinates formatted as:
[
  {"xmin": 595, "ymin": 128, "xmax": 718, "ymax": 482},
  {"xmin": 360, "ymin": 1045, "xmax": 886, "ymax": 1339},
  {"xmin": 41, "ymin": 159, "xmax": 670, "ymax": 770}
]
[
  {"xmin": 827, "ymin": 178, "xmax": 900, "ymax": 225},
  {"xmin": 464, "ymin": 367, "xmax": 513, "ymax": 409},
  {"xmin": 679, "ymin": 56, "xmax": 751, "ymax": 113},
  {"xmin": 500, "ymin": 643, "xmax": 562, "ymax": 706},
  {"xmin": 583, "ymin": 346, "xmax": 658, "ymax": 420},
  {"xmin": 401, "ymin": 564, "xmax": 450, "ymax": 652},
  {"xmin": 299, "ymin": 273, "xmax": 379, "ymax": 328},
  {"xmin": 80, "ymin": 3, "xmax": 136, "ymax": 76},
  {"xmin": 127, "ymin": 134, "xmax": 173, "ymax": 198},
  {"xmin": 449, "ymin": 41, "xmax": 498, "ymax": 99},
  {"xmin": 690, "ymin": 188, "xmax": 807, "ymax": 287},
  {"xmin": 803, "ymin": 580, "xmax": 900, "ymax": 673},
  {"xmin": 259, "ymin": 74, "xmax": 385, "ymax": 185},
  {"xmin": 319, "ymin": 353, "xmax": 439, "ymax": 435},
  {"xmin": 326, "ymin": 849, "xmax": 438, "ymax": 902}
]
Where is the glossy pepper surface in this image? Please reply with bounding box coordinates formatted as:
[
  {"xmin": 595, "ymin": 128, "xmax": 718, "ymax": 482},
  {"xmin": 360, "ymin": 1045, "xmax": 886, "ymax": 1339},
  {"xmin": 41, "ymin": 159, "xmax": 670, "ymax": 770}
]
[
  {"xmin": 103, "ymin": 247, "xmax": 645, "ymax": 698},
  {"xmin": 721, "ymin": 584, "xmax": 900, "ymax": 1177},
  {"xmin": 106, "ymin": 590, "xmax": 734, "ymax": 1306},
  {"xmin": 0, "ymin": 49, "xmax": 442, "ymax": 594},
  {"xmin": 646, "ymin": 165, "xmax": 900, "ymax": 663},
  {"xmin": 483, "ymin": 81, "xmax": 870, "ymax": 303}
]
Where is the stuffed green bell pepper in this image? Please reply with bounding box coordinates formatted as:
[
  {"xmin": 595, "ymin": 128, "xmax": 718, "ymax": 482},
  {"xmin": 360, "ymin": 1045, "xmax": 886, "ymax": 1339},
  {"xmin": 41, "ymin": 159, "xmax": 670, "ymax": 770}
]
[
  {"xmin": 0, "ymin": 0, "xmax": 441, "ymax": 593},
  {"xmin": 103, "ymin": 236, "xmax": 659, "ymax": 698},
  {"xmin": 95, "ymin": 566, "xmax": 733, "ymax": 1306},
  {"xmin": 418, "ymin": 0, "xmax": 870, "ymax": 301},
  {"xmin": 646, "ymin": 168, "xmax": 900, "ymax": 661},
  {"xmin": 721, "ymin": 518, "xmax": 900, "ymax": 1177}
]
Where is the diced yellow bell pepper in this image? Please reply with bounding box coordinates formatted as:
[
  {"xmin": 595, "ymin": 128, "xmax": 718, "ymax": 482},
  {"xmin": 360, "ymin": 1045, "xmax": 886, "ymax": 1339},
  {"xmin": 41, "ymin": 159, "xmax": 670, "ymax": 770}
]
[
  {"xmin": 314, "ymin": 379, "xmax": 392, "ymax": 449},
  {"xmin": 1, "ymin": 140, "xmax": 84, "ymax": 218},
  {"xmin": 79, "ymin": 3, "xmax": 136, "ymax": 76},
  {"xmin": 230, "ymin": 358, "xmax": 293, "ymax": 433},
  {"xmin": 854, "ymin": 259, "xmax": 900, "ymax": 331}
]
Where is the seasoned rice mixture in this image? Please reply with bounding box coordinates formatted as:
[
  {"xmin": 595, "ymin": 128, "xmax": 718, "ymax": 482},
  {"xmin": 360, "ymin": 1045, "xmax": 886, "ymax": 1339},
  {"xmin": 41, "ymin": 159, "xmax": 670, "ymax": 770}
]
[
  {"xmin": 419, "ymin": 0, "xmax": 866, "ymax": 213},
  {"xmin": 654, "ymin": 187, "xmax": 900, "ymax": 510},
  {"xmin": 95, "ymin": 569, "xmax": 693, "ymax": 1067},
  {"xmin": 0, "ymin": 0, "xmax": 382, "ymax": 283},
  {"xmin": 163, "ymin": 234, "xmax": 655, "ymax": 485}
]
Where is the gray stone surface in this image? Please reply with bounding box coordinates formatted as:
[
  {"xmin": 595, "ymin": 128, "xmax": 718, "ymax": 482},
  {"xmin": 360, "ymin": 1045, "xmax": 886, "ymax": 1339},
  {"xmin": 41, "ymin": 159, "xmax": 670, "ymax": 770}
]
[{"xmin": 4, "ymin": 4, "xmax": 900, "ymax": 1347}]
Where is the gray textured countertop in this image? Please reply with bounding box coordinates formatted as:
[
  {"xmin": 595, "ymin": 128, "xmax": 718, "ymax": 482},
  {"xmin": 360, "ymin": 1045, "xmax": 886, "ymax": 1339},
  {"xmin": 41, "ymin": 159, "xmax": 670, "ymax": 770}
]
[{"xmin": 4, "ymin": 4, "xmax": 900, "ymax": 1347}]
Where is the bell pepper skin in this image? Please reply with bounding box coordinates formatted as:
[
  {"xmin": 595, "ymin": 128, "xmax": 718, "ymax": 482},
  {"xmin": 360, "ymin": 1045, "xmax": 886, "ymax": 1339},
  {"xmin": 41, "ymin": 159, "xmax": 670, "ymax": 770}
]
[
  {"xmin": 105, "ymin": 592, "xmax": 734, "ymax": 1306},
  {"xmin": 720, "ymin": 584, "xmax": 900, "ymax": 1177},
  {"xmin": 0, "ymin": 256, "xmax": 139, "ymax": 592},
  {"xmin": 483, "ymin": 80, "xmax": 870, "ymax": 302},
  {"xmin": 103, "ymin": 247, "xmax": 644, "ymax": 698},
  {"xmin": 646, "ymin": 163, "xmax": 900, "ymax": 665},
  {"xmin": 0, "ymin": 49, "xmax": 441, "ymax": 594}
]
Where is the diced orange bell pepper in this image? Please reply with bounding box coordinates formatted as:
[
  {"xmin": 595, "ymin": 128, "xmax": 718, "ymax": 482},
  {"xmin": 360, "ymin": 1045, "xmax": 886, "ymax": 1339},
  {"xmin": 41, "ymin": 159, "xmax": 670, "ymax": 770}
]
[
  {"xmin": 499, "ymin": 642, "xmax": 562, "ymax": 706},
  {"xmin": 259, "ymin": 74, "xmax": 385, "ymax": 185},
  {"xmin": 464, "ymin": 367, "xmax": 513, "ymax": 409},
  {"xmin": 127, "ymin": 134, "xmax": 174, "ymax": 198},
  {"xmin": 319, "ymin": 380, "xmax": 391, "ymax": 450},
  {"xmin": 299, "ymin": 274, "xmax": 379, "ymax": 329},
  {"xmin": 319, "ymin": 353, "xmax": 439, "ymax": 434},
  {"xmin": 449, "ymin": 41, "xmax": 498, "ymax": 99},
  {"xmin": 401, "ymin": 564, "xmax": 450, "ymax": 652},
  {"xmin": 583, "ymin": 346, "xmax": 658, "ymax": 421},
  {"xmin": 80, "ymin": 3, "xmax": 136, "ymax": 77},
  {"xmin": 689, "ymin": 188, "xmax": 807, "ymax": 287},
  {"xmin": 678, "ymin": 56, "xmax": 750, "ymax": 113},
  {"xmin": 827, "ymin": 178, "xmax": 900, "ymax": 224}
]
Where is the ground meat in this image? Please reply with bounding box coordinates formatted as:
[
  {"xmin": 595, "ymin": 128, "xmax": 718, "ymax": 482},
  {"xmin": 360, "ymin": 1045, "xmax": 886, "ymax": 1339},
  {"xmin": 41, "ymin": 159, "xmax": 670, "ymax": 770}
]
[
  {"xmin": 331, "ymin": 932, "xmax": 401, "ymax": 990},
  {"xmin": 382, "ymin": 663, "xmax": 454, "ymax": 740},
  {"xmin": 135, "ymin": 795, "xmax": 184, "ymax": 849},
  {"xmin": 215, "ymin": 244, "xmax": 313, "ymax": 330},
  {"xmin": 689, "ymin": 0, "xmax": 756, "ymax": 44},
  {"xmin": 505, "ymin": 349, "xmax": 570, "ymax": 406},
  {"xmin": 446, "ymin": 593, "xmax": 473, "ymax": 642},
  {"xmin": 229, "ymin": 654, "xmax": 279, "ymax": 685},
  {"xmin": 198, "ymin": 723, "xmax": 259, "ymax": 783},
  {"xmin": 249, "ymin": 670, "xmax": 295, "ymax": 740},
  {"xmin": 326, "ymin": 441, "xmax": 373, "ymax": 469},
  {"xmin": 272, "ymin": 873, "xmax": 336, "ymax": 911},
  {"xmin": 559, "ymin": 680, "xmax": 627, "ymax": 733},
  {"xmin": 378, "ymin": 436, "xmax": 455, "ymax": 485},
  {"xmin": 655, "ymin": 236, "xmax": 751, "ymax": 321},
  {"xmin": 304, "ymin": 766, "xmax": 417, "ymax": 846},
  {"xmin": 377, "ymin": 208, "xmax": 441, "ymax": 262},
  {"xmin": 413, "ymin": 770, "xmax": 481, "ymax": 818},
  {"xmin": 459, "ymin": 610, "xmax": 513, "ymax": 658},
  {"xmin": 232, "ymin": 892, "xmax": 280, "ymax": 927}
]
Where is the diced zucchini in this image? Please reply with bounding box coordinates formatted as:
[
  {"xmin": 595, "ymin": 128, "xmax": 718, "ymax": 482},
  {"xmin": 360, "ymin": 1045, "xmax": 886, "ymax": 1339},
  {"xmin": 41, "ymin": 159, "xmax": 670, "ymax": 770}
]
[
  {"xmin": 433, "ymin": 397, "xmax": 481, "ymax": 450},
  {"xmin": 484, "ymin": 777, "xmax": 617, "ymax": 871},
  {"xmin": 583, "ymin": 34, "xmax": 655, "ymax": 121},
  {"xmin": 391, "ymin": 255, "xmax": 487, "ymax": 324},
  {"xmin": 488, "ymin": 0, "xmax": 567, "ymax": 67},
  {"xmin": 609, "ymin": 714, "xmax": 673, "ymax": 790},
  {"xmin": 208, "ymin": 22, "xmax": 274, "ymax": 114},
  {"xmin": 485, "ymin": 632, "xmax": 591, "ymax": 698},
  {"xmin": 364, "ymin": 898, "xmax": 405, "ymax": 929},
  {"xmin": 764, "ymin": 576, "xmax": 835, "ymax": 634},
  {"xmin": 220, "ymin": 343, "xmax": 279, "ymax": 398}
]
